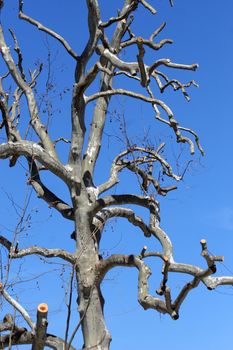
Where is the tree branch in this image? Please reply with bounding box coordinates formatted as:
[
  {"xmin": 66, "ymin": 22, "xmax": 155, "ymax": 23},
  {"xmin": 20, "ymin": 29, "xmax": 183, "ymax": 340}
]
[
  {"xmin": 95, "ymin": 195, "xmax": 174, "ymax": 260},
  {"xmin": 140, "ymin": 0, "xmax": 157, "ymax": 14},
  {"xmin": 98, "ymin": 143, "xmax": 180, "ymax": 195},
  {"xmin": 0, "ymin": 235, "xmax": 76, "ymax": 264},
  {"xmin": 0, "ymin": 141, "xmax": 70, "ymax": 183},
  {"xmin": 11, "ymin": 247, "xmax": 76, "ymax": 264},
  {"xmin": 0, "ymin": 87, "xmax": 73, "ymax": 220},
  {"xmin": 97, "ymin": 238, "xmax": 233, "ymax": 321},
  {"xmin": 96, "ymin": 193, "xmax": 158, "ymax": 212},
  {"xmin": 97, "ymin": 254, "xmax": 169, "ymax": 315},
  {"xmin": 18, "ymin": 0, "xmax": 79, "ymax": 60},
  {"xmin": 0, "ymin": 26, "xmax": 59, "ymax": 161},
  {"xmin": 0, "ymin": 331, "xmax": 76, "ymax": 350},
  {"xmin": 8, "ymin": 28, "xmax": 26, "ymax": 81},
  {"xmin": 28, "ymin": 159, "xmax": 74, "ymax": 220},
  {"xmin": 32, "ymin": 304, "xmax": 48, "ymax": 350},
  {"xmin": 94, "ymin": 207, "xmax": 152, "ymax": 237},
  {"xmin": 121, "ymin": 36, "xmax": 172, "ymax": 51},
  {"xmin": 85, "ymin": 88, "xmax": 174, "ymax": 114},
  {"xmin": 99, "ymin": 1, "xmax": 139, "ymax": 28},
  {"xmin": 82, "ymin": 0, "xmax": 134, "ymax": 177},
  {"xmin": 68, "ymin": 1, "xmax": 102, "ymax": 181},
  {"xmin": 0, "ymin": 283, "xmax": 36, "ymax": 331},
  {"xmin": 149, "ymin": 58, "xmax": 198, "ymax": 75}
]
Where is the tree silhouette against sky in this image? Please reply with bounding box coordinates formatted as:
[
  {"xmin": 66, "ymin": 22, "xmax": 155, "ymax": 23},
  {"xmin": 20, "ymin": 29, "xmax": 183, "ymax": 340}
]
[{"xmin": 0, "ymin": 1, "xmax": 233, "ymax": 349}]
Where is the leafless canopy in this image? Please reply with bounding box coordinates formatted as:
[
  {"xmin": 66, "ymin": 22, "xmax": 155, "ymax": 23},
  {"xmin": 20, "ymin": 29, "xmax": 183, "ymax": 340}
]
[{"xmin": 0, "ymin": 1, "xmax": 231, "ymax": 349}]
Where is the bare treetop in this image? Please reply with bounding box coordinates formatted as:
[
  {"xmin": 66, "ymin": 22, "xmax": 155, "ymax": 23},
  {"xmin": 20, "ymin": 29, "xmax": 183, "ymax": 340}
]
[{"xmin": 0, "ymin": 1, "xmax": 232, "ymax": 349}]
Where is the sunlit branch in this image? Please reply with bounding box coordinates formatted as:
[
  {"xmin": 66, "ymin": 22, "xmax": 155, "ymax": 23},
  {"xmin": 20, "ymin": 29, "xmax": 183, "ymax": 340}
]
[
  {"xmin": 146, "ymin": 85, "xmax": 201, "ymax": 155},
  {"xmin": 8, "ymin": 28, "xmax": 26, "ymax": 81},
  {"xmin": 0, "ymin": 141, "xmax": 70, "ymax": 183},
  {"xmin": 82, "ymin": 0, "xmax": 146, "ymax": 182},
  {"xmin": 94, "ymin": 193, "xmax": 174, "ymax": 259},
  {"xmin": 149, "ymin": 58, "xmax": 198, "ymax": 75},
  {"xmin": 98, "ymin": 143, "xmax": 180, "ymax": 194},
  {"xmin": 95, "ymin": 193, "xmax": 158, "ymax": 212},
  {"xmin": 139, "ymin": 0, "xmax": 156, "ymax": 13},
  {"xmin": 18, "ymin": 0, "xmax": 79, "ymax": 60},
  {"xmin": 94, "ymin": 207, "xmax": 152, "ymax": 237},
  {"xmin": 0, "ymin": 331, "xmax": 76, "ymax": 350},
  {"xmin": 97, "ymin": 254, "xmax": 170, "ymax": 315},
  {"xmin": 0, "ymin": 283, "xmax": 36, "ymax": 331},
  {"xmin": 0, "ymin": 26, "xmax": 59, "ymax": 161},
  {"xmin": 99, "ymin": 1, "xmax": 138, "ymax": 28},
  {"xmin": 32, "ymin": 303, "xmax": 48, "ymax": 350},
  {"xmin": 0, "ymin": 235, "xmax": 76, "ymax": 264},
  {"xmin": 86, "ymin": 88, "xmax": 174, "ymax": 115},
  {"xmin": 12, "ymin": 246, "xmax": 76, "ymax": 264}
]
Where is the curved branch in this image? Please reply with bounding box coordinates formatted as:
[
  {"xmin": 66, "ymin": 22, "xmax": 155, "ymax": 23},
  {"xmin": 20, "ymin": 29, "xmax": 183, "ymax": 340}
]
[
  {"xmin": 0, "ymin": 283, "xmax": 36, "ymax": 331},
  {"xmin": 99, "ymin": 0, "xmax": 139, "ymax": 28},
  {"xmin": 94, "ymin": 207, "xmax": 152, "ymax": 237},
  {"xmin": 0, "ymin": 141, "xmax": 70, "ymax": 183},
  {"xmin": 146, "ymin": 85, "xmax": 202, "ymax": 155},
  {"xmin": 97, "ymin": 240, "xmax": 232, "ymax": 320},
  {"xmin": 124, "ymin": 162, "xmax": 177, "ymax": 195},
  {"xmin": 0, "ymin": 89, "xmax": 73, "ymax": 219},
  {"xmin": 96, "ymin": 194, "xmax": 158, "ymax": 212},
  {"xmin": 166, "ymin": 239, "xmax": 230, "ymax": 293},
  {"xmin": 97, "ymin": 254, "xmax": 170, "ymax": 315},
  {"xmin": 121, "ymin": 37, "xmax": 172, "ymax": 50},
  {"xmin": 94, "ymin": 201, "xmax": 173, "ymax": 260},
  {"xmin": 28, "ymin": 160, "xmax": 74, "ymax": 220},
  {"xmin": 29, "ymin": 178, "xmax": 74, "ymax": 220},
  {"xmin": 98, "ymin": 144, "xmax": 179, "ymax": 194},
  {"xmin": 149, "ymin": 58, "xmax": 198, "ymax": 76},
  {"xmin": 86, "ymin": 88, "xmax": 173, "ymax": 116},
  {"xmin": 19, "ymin": 1, "xmax": 79, "ymax": 60}
]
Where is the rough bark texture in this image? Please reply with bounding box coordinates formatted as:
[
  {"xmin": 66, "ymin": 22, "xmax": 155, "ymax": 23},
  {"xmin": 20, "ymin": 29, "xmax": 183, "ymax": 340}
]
[{"xmin": 0, "ymin": 1, "xmax": 232, "ymax": 349}]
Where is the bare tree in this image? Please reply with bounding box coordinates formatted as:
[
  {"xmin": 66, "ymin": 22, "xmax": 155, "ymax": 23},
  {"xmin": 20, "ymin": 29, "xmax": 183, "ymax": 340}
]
[{"xmin": 0, "ymin": 1, "xmax": 232, "ymax": 349}]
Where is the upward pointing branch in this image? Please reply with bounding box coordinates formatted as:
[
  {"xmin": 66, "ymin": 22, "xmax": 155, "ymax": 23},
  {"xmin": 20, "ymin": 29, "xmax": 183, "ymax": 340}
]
[
  {"xmin": 32, "ymin": 304, "xmax": 48, "ymax": 350},
  {"xmin": 0, "ymin": 26, "xmax": 59, "ymax": 161}
]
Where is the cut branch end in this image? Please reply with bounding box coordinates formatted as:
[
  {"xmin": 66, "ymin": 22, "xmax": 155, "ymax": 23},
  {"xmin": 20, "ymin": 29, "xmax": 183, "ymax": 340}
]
[
  {"xmin": 37, "ymin": 303, "xmax": 48, "ymax": 314},
  {"xmin": 200, "ymin": 239, "xmax": 207, "ymax": 251}
]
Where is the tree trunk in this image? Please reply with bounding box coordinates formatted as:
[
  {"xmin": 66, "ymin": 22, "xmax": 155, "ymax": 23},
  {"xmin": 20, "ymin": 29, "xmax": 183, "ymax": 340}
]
[
  {"xmin": 77, "ymin": 281, "xmax": 111, "ymax": 349},
  {"xmin": 74, "ymin": 201, "xmax": 111, "ymax": 349}
]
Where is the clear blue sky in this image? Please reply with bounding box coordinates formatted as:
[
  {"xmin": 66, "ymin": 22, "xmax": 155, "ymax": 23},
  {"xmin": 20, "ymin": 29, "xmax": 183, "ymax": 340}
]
[{"xmin": 1, "ymin": 1, "xmax": 233, "ymax": 349}]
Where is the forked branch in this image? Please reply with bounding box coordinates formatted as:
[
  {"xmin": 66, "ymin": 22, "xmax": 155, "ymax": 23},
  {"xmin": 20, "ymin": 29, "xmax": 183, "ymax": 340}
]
[
  {"xmin": 0, "ymin": 26, "xmax": 59, "ymax": 161},
  {"xmin": 96, "ymin": 239, "xmax": 230, "ymax": 320},
  {"xmin": 98, "ymin": 143, "xmax": 180, "ymax": 194}
]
